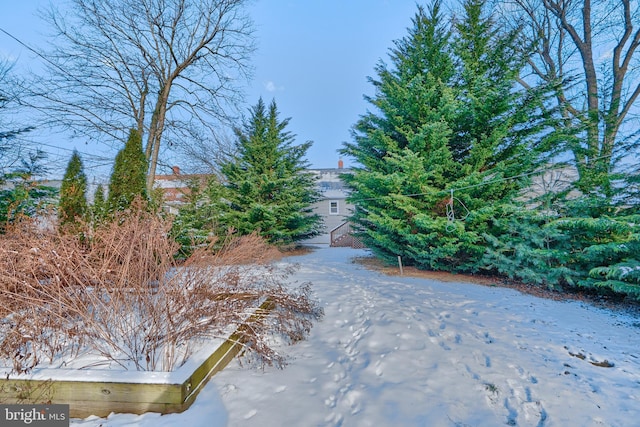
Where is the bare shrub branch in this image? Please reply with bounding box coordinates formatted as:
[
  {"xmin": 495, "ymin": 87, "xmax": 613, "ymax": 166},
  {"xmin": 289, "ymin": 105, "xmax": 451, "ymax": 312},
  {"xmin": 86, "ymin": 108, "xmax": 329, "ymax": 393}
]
[{"xmin": 0, "ymin": 203, "xmax": 322, "ymax": 373}]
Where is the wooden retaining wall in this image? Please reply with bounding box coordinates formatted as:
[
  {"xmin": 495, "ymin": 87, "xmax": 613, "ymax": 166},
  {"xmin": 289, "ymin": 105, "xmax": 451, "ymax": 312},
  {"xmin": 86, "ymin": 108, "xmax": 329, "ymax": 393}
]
[{"xmin": 0, "ymin": 301, "xmax": 271, "ymax": 418}]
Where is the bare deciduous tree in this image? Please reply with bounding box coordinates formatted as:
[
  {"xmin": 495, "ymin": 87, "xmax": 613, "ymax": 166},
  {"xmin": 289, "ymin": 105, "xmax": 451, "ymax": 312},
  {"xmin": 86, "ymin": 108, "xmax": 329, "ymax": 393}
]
[
  {"xmin": 174, "ymin": 127, "xmax": 237, "ymax": 176},
  {"xmin": 497, "ymin": 0, "xmax": 640, "ymax": 196},
  {"xmin": 0, "ymin": 60, "xmax": 33, "ymax": 174},
  {"xmin": 26, "ymin": 0, "xmax": 255, "ymax": 190}
]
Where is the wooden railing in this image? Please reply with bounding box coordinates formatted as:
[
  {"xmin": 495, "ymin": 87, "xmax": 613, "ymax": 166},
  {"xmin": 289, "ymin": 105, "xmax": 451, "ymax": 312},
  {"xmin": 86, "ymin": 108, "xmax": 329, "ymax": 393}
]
[{"xmin": 330, "ymin": 222, "xmax": 365, "ymax": 248}]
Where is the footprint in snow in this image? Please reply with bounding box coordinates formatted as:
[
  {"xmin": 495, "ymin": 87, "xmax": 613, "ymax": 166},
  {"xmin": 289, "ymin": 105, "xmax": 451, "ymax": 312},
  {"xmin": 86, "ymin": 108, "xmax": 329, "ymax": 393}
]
[{"xmin": 243, "ymin": 409, "xmax": 257, "ymax": 420}]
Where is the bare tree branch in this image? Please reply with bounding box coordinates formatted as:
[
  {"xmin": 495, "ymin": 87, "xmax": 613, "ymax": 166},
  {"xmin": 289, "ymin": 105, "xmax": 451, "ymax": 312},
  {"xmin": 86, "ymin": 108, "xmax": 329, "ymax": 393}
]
[
  {"xmin": 496, "ymin": 0, "xmax": 640, "ymax": 196},
  {"xmin": 20, "ymin": 0, "xmax": 255, "ymax": 190}
]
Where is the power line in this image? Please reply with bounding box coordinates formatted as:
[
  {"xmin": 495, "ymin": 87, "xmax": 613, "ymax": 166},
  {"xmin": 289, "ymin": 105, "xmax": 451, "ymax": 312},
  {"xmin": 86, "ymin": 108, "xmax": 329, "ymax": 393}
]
[
  {"xmin": 0, "ymin": 26, "xmax": 88, "ymax": 90},
  {"xmin": 16, "ymin": 137, "xmax": 114, "ymax": 162},
  {"xmin": 0, "ymin": 26, "xmax": 123, "ymax": 172}
]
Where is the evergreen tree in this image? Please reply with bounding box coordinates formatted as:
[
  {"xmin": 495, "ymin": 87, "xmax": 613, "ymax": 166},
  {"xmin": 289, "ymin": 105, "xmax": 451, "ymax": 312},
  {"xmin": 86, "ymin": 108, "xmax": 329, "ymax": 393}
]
[
  {"xmin": 0, "ymin": 177, "xmax": 57, "ymax": 231},
  {"xmin": 0, "ymin": 150, "xmax": 57, "ymax": 232},
  {"xmin": 341, "ymin": 0, "xmax": 551, "ymax": 271},
  {"xmin": 107, "ymin": 128, "xmax": 148, "ymax": 212},
  {"xmin": 92, "ymin": 183, "xmax": 107, "ymax": 223},
  {"xmin": 219, "ymin": 98, "xmax": 322, "ymax": 245},
  {"xmin": 341, "ymin": 2, "xmax": 458, "ymax": 267},
  {"xmin": 171, "ymin": 177, "xmax": 230, "ymax": 256},
  {"xmin": 58, "ymin": 150, "xmax": 88, "ymax": 229},
  {"xmin": 450, "ymin": 0, "xmax": 538, "ymax": 176}
]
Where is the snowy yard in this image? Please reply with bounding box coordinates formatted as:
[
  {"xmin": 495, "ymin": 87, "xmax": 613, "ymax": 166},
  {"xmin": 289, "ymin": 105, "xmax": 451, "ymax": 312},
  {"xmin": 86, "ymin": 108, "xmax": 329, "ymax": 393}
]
[{"xmin": 73, "ymin": 247, "xmax": 640, "ymax": 426}]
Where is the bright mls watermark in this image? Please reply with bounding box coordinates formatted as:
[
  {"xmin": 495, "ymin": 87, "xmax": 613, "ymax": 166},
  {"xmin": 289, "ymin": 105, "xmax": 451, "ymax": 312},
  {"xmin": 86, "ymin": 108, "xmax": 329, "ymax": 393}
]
[{"xmin": 0, "ymin": 405, "xmax": 69, "ymax": 426}]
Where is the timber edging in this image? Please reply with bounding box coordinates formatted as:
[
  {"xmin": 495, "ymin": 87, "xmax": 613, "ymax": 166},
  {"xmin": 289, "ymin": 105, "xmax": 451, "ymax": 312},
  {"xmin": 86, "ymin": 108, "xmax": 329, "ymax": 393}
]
[{"xmin": 0, "ymin": 299, "xmax": 272, "ymax": 418}]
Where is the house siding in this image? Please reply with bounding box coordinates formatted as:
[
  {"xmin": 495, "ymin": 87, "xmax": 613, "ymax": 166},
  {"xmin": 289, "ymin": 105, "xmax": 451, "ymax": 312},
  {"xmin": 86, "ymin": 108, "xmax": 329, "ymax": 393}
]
[
  {"xmin": 153, "ymin": 167, "xmax": 353, "ymax": 244},
  {"xmin": 304, "ymin": 168, "xmax": 353, "ymax": 245}
]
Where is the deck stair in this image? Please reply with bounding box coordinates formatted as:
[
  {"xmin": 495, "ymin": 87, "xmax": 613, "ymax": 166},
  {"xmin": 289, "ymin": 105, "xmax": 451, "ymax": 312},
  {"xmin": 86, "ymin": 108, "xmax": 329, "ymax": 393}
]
[{"xmin": 330, "ymin": 222, "xmax": 365, "ymax": 248}]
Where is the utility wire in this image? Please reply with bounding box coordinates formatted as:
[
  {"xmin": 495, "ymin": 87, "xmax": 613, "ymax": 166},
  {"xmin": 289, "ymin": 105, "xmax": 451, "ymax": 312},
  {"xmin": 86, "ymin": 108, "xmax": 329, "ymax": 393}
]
[
  {"xmin": 0, "ymin": 26, "xmax": 97, "ymax": 93},
  {"xmin": 16, "ymin": 137, "xmax": 115, "ymax": 162},
  {"xmin": 0, "ymin": 26, "xmax": 125, "ymax": 171}
]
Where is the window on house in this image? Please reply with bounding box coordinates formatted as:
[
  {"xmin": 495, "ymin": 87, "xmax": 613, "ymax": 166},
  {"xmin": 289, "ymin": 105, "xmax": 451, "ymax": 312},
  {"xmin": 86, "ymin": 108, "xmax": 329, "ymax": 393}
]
[{"xmin": 330, "ymin": 201, "xmax": 339, "ymax": 215}]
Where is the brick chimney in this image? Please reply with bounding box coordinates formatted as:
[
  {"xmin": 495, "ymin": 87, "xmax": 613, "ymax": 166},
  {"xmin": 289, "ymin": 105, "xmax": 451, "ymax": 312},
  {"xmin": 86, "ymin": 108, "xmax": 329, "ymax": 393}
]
[{"xmin": 338, "ymin": 158, "xmax": 344, "ymax": 169}]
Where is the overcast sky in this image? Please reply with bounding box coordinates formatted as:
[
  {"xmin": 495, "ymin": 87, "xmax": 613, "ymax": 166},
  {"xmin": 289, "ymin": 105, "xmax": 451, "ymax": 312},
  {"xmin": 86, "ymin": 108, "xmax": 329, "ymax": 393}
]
[{"xmin": 1, "ymin": 1, "xmax": 427, "ymax": 179}]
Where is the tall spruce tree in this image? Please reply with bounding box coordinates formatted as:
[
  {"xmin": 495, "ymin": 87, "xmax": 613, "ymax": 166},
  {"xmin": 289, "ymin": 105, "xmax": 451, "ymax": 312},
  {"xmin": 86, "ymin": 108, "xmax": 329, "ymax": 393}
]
[
  {"xmin": 58, "ymin": 150, "xmax": 88, "ymax": 229},
  {"xmin": 341, "ymin": 0, "xmax": 550, "ymax": 271},
  {"xmin": 219, "ymin": 98, "xmax": 322, "ymax": 245},
  {"xmin": 107, "ymin": 128, "xmax": 148, "ymax": 213}
]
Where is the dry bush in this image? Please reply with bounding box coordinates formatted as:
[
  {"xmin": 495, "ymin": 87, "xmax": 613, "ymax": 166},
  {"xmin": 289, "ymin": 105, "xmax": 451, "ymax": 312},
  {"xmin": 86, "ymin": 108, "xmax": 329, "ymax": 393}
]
[
  {"xmin": 0, "ymin": 203, "xmax": 323, "ymax": 373},
  {"xmin": 179, "ymin": 233, "xmax": 323, "ymax": 368}
]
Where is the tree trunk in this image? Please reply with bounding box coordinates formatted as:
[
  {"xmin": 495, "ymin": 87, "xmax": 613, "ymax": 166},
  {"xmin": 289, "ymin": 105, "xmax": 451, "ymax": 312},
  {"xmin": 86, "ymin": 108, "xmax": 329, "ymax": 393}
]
[{"xmin": 145, "ymin": 85, "xmax": 171, "ymax": 193}]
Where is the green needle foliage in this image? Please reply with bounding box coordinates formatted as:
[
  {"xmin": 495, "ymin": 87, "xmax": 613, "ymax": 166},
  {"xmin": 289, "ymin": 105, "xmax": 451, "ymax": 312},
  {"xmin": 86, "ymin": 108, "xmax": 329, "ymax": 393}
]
[
  {"xmin": 482, "ymin": 209, "xmax": 640, "ymax": 296},
  {"xmin": 174, "ymin": 98, "xmax": 322, "ymax": 250},
  {"xmin": 0, "ymin": 150, "xmax": 57, "ymax": 232},
  {"xmin": 58, "ymin": 150, "xmax": 88, "ymax": 230},
  {"xmin": 92, "ymin": 183, "xmax": 107, "ymax": 224},
  {"xmin": 342, "ymin": 0, "xmax": 553, "ymax": 272},
  {"xmin": 221, "ymin": 98, "xmax": 322, "ymax": 246},
  {"xmin": 107, "ymin": 128, "xmax": 148, "ymax": 213},
  {"xmin": 171, "ymin": 177, "xmax": 229, "ymax": 256}
]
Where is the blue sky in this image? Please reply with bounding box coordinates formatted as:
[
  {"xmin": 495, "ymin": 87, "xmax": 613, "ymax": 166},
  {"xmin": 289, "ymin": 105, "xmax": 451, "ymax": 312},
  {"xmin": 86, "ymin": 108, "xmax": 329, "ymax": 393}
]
[
  {"xmin": 247, "ymin": 1, "xmax": 420, "ymax": 170},
  {"xmin": 1, "ymin": 1, "xmax": 424, "ymax": 178}
]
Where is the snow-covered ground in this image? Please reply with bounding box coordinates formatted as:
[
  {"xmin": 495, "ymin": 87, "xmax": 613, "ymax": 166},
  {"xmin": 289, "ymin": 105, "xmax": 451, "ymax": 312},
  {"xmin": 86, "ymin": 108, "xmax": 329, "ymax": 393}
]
[{"xmin": 72, "ymin": 247, "xmax": 640, "ymax": 426}]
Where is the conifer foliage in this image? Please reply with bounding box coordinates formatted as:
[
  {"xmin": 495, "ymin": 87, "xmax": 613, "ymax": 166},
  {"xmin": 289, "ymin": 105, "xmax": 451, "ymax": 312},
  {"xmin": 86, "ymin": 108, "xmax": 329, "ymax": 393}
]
[
  {"xmin": 0, "ymin": 151, "xmax": 57, "ymax": 232},
  {"xmin": 58, "ymin": 150, "xmax": 88, "ymax": 229},
  {"xmin": 175, "ymin": 98, "xmax": 322, "ymax": 248},
  {"xmin": 107, "ymin": 129, "xmax": 148, "ymax": 213},
  {"xmin": 221, "ymin": 98, "xmax": 322, "ymax": 245},
  {"xmin": 341, "ymin": 0, "xmax": 550, "ymax": 271},
  {"xmin": 341, "ymin": 0, "xmax": 640, "ymax": 301},
  {"xmin": 92, "ymin": 184, "xmax": 107, "ymax": 223}
]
